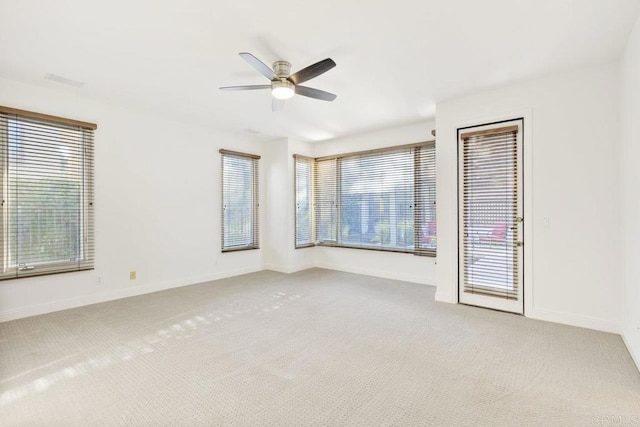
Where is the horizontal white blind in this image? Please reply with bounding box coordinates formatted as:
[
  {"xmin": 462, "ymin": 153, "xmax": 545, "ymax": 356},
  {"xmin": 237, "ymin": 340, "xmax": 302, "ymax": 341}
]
[
  {"xmin": 462, "ymin": 126, "xmax": 518, "ymax": 299},
  {"xmin": 314, "ymin": 158, "xmax": 337, "ymax": 244},
  {"xmin": 221, "ymin": 150, "xmax": 259, "ymax": 251},
  {"xmin": 339, "ymin": 148, "xmax": 415, "ymax": 251},
  {"xmin": 415, "ymin": 144, "xmax": 436, "ymax": 255},
  {"xmin": 310, "ymin": 142, "xmax": 435, "ymax": 254},
  {"xmin": 0, "ymin": 111, "xmax": 95, "ymax": 280},
  {"xmin": 294, "ymin": 156, "xmax": 314, "ymax": 248}
]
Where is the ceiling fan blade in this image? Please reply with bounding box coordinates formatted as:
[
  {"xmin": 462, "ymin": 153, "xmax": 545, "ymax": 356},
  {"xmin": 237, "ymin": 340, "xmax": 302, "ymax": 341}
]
[
  {"xmin": 295, "ymin": 86, "xmax": 337, "ymax": 102},
  {"xmin": 219, "ymin": 85, "xmax": 271, "ymax": 91},
  {"xmin": 239, "ymin": 52, "xmax": 277, "ymax": 80},
  {"xmin": 288, "ymin": 58, "xmax": 336, "ymax": 85},
  {"xmin": 272, "ymin": 98, "xmax": 285, "ymax": 112}
]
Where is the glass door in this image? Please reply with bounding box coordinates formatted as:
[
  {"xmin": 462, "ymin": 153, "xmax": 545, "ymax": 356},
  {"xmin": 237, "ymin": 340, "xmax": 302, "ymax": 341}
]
[{"xmin": 458, "ymin": 119, "xmax": 524, "ymax": 314}]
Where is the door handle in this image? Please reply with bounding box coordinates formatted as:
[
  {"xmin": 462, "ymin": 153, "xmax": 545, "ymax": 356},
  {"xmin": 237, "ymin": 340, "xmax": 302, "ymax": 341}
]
[
  {"xmin": 511, "ymin": 217, "xmax": 524, "ymax": 230},
  {"xmin": 516, "ymin": 241, "xmax": 524, "ymax": 247}
]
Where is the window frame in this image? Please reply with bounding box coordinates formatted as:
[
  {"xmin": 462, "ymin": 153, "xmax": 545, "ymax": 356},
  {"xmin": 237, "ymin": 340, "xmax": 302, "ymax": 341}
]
[
  {"xmin": 220, "ymin": 149, "xmax": 260, "ymax": 252},
  {"xmin": 414, "ymin": 143, "xmax": 437, "ymax": 257},
  {"xmin": 0, "ymin": 106, "xmax": 96, "ymax": 280},
  {"xmin": 294, "ymin": 154, "xmax": 315, "ymax": 249},
  {"xmin": 294, "ymin": 140, "xmax": 436, "ymax": 257}
]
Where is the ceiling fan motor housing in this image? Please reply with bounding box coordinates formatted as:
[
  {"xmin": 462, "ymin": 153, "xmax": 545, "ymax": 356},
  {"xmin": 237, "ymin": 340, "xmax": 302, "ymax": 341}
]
[
  {"xmin": 272, "ymin": 61, "xmax": 292, "ymax": 79},
  {"xmin": 271, "ymin": 61, "xmax": 294, "ymax": 99}
]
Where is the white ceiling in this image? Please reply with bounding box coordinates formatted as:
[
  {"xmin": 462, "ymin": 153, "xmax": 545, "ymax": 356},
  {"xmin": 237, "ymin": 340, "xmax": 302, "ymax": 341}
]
[{"xmin": 1, "ymin": 0, "xmax": 639, "ymax": 142}]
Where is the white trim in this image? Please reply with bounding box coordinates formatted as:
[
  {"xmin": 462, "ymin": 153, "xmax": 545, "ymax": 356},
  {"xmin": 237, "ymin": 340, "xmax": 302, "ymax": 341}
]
[
  {"xmin": 288, "ymin": 264, "xmax": 317, "ymax": 274},
  {"xmin": 451, "ymin": 109, "xmax": 534, "ymax": 315},
  {"xmin": 263, "ymin": 263, "xmax": 317, "ymax": 274},
  {"xmin": 315, "ymin": 262, "xmax": 432, "ymax": 286},
  {"xmin": 622, "ymin": 329, "xmax": 640, "ymax": 372},
  {"xmin": 263, "ymin": 264, "xmax": 290, "ymax": 273},
  {"xmin": 527, "ymin": 307, "xmax": 622, "ymax": 334},
  {"xmin": 1, "ymin": 264, "xmax": 629, "ymax": 342},
  {"xmin": 434, "ymin": 290, "xmax": 455, "ymax": 303},
  {"xmin": 0, "ymin": 266, "xmax": 262, "ymax": 323}
]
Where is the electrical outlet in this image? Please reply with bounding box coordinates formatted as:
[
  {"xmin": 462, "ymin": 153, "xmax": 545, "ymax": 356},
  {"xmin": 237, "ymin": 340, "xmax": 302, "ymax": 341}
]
[
  {"xmin": 129, "ymin": 271, "xmax": 136, "ymax": 280},
  {"xmin": 96, "ymin": 276, "xmax": 103, "ymax": 285}
]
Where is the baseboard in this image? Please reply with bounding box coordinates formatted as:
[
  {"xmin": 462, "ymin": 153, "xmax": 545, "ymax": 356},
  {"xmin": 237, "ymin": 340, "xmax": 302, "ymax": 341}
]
[
  {"xmin": 315, "ymin": 262, "xmax": 432, "ymax": 286},
  {"xmin": 263, "ymin": 264, "xmax": 316, "ymax": 274},
  {"xmin": 528, "ymin": 307, "xmax": 622, "ymax": 334},
  {"xmin": 434, "ymin": 291, "xmax": 456, "ymax": 304},
  {"xmin": 1, "ymin": 264, "xmax": 421, "ymax": 322},
  {"xmin": 622, "ymin": 329, "xmax": 640, "ymax": 372},
  {"xmin": 263, "ymin": 264, "xmax": 289, "ymax": 273},
  {"xmin": 288, "ymin": 264, "xmax": 317, "ymax": 274},
  {"xmin": 0, "ymin": 266, "xmax": 263, "ymax": 323},
  {"xmin": 6, "ymin": 266, "xmax": 624, "ymax": 341}
]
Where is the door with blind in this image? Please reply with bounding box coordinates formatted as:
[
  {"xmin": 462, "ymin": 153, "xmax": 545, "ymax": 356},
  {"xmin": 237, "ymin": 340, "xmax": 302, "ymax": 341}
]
[{"xmin": 458, "ymin": 120, "xmax": 523, "ymax": 314}]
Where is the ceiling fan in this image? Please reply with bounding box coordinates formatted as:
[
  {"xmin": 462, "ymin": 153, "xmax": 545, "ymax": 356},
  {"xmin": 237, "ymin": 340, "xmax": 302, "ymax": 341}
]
[{"xmin": 220, "ymin": 52, "xmax": 337, "ymax": 111}]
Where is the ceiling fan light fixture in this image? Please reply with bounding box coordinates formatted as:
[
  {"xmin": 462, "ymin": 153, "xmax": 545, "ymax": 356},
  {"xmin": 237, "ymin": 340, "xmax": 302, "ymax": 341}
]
[{"xmin": 272, "ymin": 80, "xmax": 295, "ymax": 100}]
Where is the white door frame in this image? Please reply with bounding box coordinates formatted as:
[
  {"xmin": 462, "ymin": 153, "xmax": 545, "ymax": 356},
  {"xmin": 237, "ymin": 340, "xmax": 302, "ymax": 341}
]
[{"xmin": 453, "ymin": 109, "xmax": 533, "ymax": 316}]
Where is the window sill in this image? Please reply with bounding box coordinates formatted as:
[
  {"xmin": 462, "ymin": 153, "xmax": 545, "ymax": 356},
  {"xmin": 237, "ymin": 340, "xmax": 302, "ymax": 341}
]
[
  {"xmin": 295, "ymin": 243, "xmax": 315, "ymax": 249},
  {"xmin": 222, "ymin": 246, "xmax": 260, "ymax": 253},
  {"xmin": 0, "ymin": 264, "xmax": 94, "ymax": 281},
  {"xmin": 314, "ymin": 242, "xmax": 436, "ymax": 257},
  {"xmin": 414, "ymin": 251, "xmax": 437, "ymax": 258}
]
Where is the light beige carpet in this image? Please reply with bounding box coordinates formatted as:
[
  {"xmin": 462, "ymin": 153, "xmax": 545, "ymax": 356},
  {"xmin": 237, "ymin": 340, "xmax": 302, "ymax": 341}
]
[{"xmin": 1, "ymin": 268, "xmax": 639, "ymax": 426}]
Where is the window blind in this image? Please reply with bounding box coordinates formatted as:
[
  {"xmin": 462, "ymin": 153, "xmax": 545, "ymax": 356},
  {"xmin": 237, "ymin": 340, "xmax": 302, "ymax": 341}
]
[
  {"xmin": 338, "ymin": 148, "xmax": 415, "ymax": 251},
  {"xmin": 415, "ymin": 144, "xmax": 437, "ymax": 255},
  {"xmin": 220, "ymin": 149, "xmax": 260, "ymax": 252},
  {"xmin": 294, "ymin": 155, "xmax": 314, "ymax": 248},
  {"xmin": 461, "ymin": 125, "xmax": 519, "ymax": 299},
  {"xmin": 314, "ymin": 158, "xmax": 337, "ymax": 244},
  {"xmin": 0, "ymin": 107, "xmax": 95, "ymax": 280},
  {"xmin": 304, "ymin": 141, "xmax": 435, "ymax": 255}
]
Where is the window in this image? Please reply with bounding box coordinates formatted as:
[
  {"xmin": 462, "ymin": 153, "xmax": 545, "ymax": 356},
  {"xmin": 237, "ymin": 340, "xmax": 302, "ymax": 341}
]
[
  {"xmin": 0, "ymin": 106, "xmax": 95, "ymax": 280},
  {"xmin": 415, "ymin": 144, "xmax": 437, "ymax": 254},
  {"xmin": 295, "ymin": 141, "xmax": 436, "ymax": 256},
  {"xmin": 220, "ymin": 149, "xmax": 259, "ymax": 251},
  {"xmin": 294, "ymin": 155, "xmax": 314, "ymax": 248},
  {"xmin": 315, "ymin": 158, "xmax": 337, "ymax": 244},
  {"xmin": 339, "ymin": 149, "xmax": 415, "ymax": 251}
]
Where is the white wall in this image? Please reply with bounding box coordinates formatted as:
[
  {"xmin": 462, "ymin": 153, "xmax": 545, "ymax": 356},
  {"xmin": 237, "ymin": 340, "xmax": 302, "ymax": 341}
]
[
  {"xmin": 0, "ymin": 77, "xmax": 266, "ymax": 321},
  {"xmin": 311, "ymin": 121, "xmax": 437, "ymax": 285},
  {"xmin": 1, "ymin": 59, "xmax": 632, "ymax": 345},
  {"xmin": 620, "ymin": 14, "xmax": 640, "ymax": 368},
  {"xmin": 263, "ymin": 137, "xmax": 316, "ymax": 273},
  {"xmin": 436, "ymin": 62, "xmax": 622, "ymax": 332},
  {"xmin": 263, "ymin": 138, "xmax": 291, "ymax": 272},
  {"xmin": 0, "ymin": 76, "xmax": 435, "ymax": 321}
]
